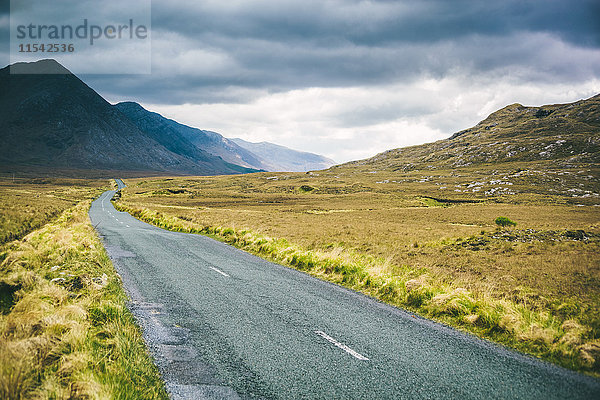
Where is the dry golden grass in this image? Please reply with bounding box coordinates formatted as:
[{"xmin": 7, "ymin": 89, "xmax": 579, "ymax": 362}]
[
  {"xmin": 0, "ymin": 198, "xmax": 167, "ymax": 399},
  {"xmin": 121, "ymin": 173, "xmax": 599, "ymax": 311}
]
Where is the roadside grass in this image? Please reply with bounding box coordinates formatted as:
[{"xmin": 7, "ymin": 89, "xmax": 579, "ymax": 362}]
[
  {"xmin": 115, "ymin": 170, "xmax": 600, "ymax": 376},
  {"xmin": 0, "ymin": 200, "xmax": 167, "ymax": 399},
  {"xmin": 0, "ymin": 177, "xmax": 106, "ymax": 246}
]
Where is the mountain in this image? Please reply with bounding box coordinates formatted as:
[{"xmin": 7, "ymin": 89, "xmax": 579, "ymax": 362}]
[
  {"xmin": 231, "ymin": 138, "xmax": 336, "ymax": 172},
  {"xmin": 114, "ymin": 102, "xmax": 268, "ymax": 171},
  {"xmin": 116, "ymin": 102, "xmax": 336, "ymax": 172},
  {"xmin": 0, "ymin": 59, "xmax": 256, "ymax": 176},
  {"xmin": 341, "ymin": 94, "xmax": 600, "ymax": 172}
]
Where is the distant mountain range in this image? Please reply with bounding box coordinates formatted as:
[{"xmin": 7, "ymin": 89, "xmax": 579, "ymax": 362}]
[
  {"xmin": 231, "ymin": 138, "xmax": 335, "ymax": 172},
  {"xmin": 115, "ymin": 102, "xmax": 335, "ymax": 172},
  {"xmin": 0, "ymin": 59, "xmax": 335, "ymax": 175},
  {"xmin": 341, "ymin": 94, "xmax": 600, "ymax": 172}
]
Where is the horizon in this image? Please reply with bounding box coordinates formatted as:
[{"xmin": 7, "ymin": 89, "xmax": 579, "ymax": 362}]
[{"xmin": 116, "ymin": 91, "xmax": 600, "ymax": 165}]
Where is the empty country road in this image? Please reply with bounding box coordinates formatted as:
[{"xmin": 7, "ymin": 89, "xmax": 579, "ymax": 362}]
[{"xmin": 90, "ymin": 184, "xmax": 600, "ymax": 399}]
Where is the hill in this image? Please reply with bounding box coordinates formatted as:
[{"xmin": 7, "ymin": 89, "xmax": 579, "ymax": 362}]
[
  {"xmin": 0, "ymin": 59, "xmax": 255, "ymax": 176},
  {"xmin": 344, "ymin": 94, "xmax": 600, "ymax": 172},
  {"xmin": 319, "ymin": 95, "xmax": 600, "ymax": 206}
]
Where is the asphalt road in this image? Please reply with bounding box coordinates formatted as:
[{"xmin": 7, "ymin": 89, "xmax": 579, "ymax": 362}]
[{"xmin": 90, "ymin": 184, "xmax": 600, "ymax": 399}]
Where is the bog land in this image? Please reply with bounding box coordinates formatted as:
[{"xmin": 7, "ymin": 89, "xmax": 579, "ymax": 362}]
[
  {"xmin": 114, "ymin": 162, "xmax": 600, "ymax": 376},
  {"xmin": 0, "ymin": 157, "xmax": 598, "ymax": 399}
]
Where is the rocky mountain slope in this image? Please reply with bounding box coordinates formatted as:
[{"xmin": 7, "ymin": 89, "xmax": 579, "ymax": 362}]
[
  {"xmin": 0, "ymin": 60, "xmax": 255, "ymax": 176},
  {"xmin": 323, "ymin": 94, "xmax": 599, "ymax": 205},
  {"xmin": 116, "ymin": 102, "xmax": 336, "ymax": 172}
]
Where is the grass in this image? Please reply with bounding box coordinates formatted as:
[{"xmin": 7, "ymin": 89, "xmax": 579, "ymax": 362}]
[
  {"xmin": 114, "ymin": 167, "xmax": 600, "ymax": 377},
  {"xmin": 0, "ymin": 177, "xmax": 106, "ymax": 246},
  {"xmin": 0, "ymin": 198, "xmax": 167, "ymax": 399}
]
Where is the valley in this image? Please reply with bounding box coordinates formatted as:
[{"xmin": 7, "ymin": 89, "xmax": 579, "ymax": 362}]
[
  {"xmin": 1, "ymin": 59, "xmax": 598, "ymax": 397},
  {"xmin": 113, "ymin": 159, "xmax": 600, "ymax": 375}
]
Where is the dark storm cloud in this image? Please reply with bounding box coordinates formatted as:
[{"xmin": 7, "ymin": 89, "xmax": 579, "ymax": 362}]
[
  {"xmin": 153, "ymin": 0, "xmax": 599, "ymax": 48},
  {"xmin": 2, "ymin": 1, "xmax": 599, "ymax": 104},
  {"xmin": 80, "ymin": 0, "xmax": 600, "ymax": 104}
]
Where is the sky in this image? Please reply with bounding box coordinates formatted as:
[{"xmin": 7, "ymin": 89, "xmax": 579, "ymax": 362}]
[{"xmin": 2, "ymin": 0, "xmax": 600, "ymax": 163}]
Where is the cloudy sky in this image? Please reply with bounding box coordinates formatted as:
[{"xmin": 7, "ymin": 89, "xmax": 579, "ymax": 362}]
[{"xmin": 2, "ymin": 0, "xmax": 600, "ymax": 162}]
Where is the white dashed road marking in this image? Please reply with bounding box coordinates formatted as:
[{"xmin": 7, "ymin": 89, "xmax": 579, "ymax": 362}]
[
  {"xmin": 209, "ymin": 266, "xmax": 230, "ymax": 277},
  {"xmin": 315, "ymin": 330, "xmax": 369, "ymax": 361}
]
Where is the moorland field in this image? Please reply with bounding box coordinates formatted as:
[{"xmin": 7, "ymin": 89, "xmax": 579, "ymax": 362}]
[{"xmin": 114, "ymin": 160, "xmax": 600, "ymax": 375}]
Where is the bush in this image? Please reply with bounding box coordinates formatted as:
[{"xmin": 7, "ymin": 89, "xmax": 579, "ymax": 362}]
[
  {"xmin": 298, "ymin": 185, "xmax": 315, "ymax": 193},
  {"xmin": 495, "ymin": 216, "xmax": 517, "ymax": 228}
]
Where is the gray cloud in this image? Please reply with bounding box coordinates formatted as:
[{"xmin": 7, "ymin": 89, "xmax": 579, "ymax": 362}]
[
  {"xmin": 87, "ymin": 30, "xmax": 600, "ymax": 105},
  {"xmin": 3, "ymin": 1, "xmax": 598, "ymax": 100},
  {"xmin": 77, "ymin": 0, "xmax": 600, "ymax": 104},
  {"xmin": 152, "ymin": 0, "xmax": 600, "ymax": 48}
]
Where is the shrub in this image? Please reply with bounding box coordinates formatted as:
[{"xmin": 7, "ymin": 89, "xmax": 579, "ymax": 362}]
[
  {"xmin": 495, "ymin": 216, "xmax": 517, "ymax": 228},
  {"xmin": 298, "ymin": 185, "xmax": 315, "ymax": 193}
]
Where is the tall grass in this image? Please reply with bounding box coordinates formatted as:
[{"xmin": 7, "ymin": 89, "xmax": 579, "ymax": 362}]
[
  {"xmin": 115, "ymin": 202, "xmax": 600, "ymax": 377},
  {"xmin": 0, "ymin": 201, "xmax": 167, "ymax": 399}
]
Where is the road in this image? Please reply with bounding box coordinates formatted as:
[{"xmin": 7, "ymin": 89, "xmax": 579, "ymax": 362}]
[{"xmin": 90, "ymin": 183, "xmax": 600, "ymax": 399}]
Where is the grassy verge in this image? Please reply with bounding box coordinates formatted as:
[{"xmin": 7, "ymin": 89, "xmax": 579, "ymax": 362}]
[
  {"xmin": 114, "ymin": 202, "xmax": 600, "ymax": 377},
  {"xmin": 0, "ymin": 200, "xmax": 167, "ymax": 399}
]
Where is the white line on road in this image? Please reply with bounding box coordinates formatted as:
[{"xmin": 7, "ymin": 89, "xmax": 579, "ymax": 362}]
[
  {"xmin": 315, "ymin": 331, "xmax": 369, "ymax": 361},
  {"xmin": 126, "ymin": 225, "xmax": 130, "ymax": 228},
  {"xmin": 209, "ymin": 266, "xmax": 230, "ymax": 277}
]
